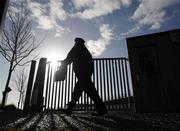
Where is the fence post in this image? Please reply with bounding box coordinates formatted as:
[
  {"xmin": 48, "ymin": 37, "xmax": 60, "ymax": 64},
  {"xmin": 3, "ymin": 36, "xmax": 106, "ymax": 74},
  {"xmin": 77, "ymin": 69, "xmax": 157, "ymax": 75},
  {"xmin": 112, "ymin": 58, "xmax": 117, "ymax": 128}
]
[
  {"xmin": 23, "ymin": 60, "xmax": 36, "ymax": 113},
  {"xmin": 31, "ymin": 58, "xmax": 47, "ymax": 113}
]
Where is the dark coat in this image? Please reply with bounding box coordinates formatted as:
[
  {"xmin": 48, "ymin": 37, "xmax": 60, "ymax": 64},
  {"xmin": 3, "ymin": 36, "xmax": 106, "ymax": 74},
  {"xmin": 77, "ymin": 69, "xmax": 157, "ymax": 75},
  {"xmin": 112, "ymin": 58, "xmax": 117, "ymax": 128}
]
[{"xmin": 63, "ymin": 44, "xmax": 93, "ymax": 78}]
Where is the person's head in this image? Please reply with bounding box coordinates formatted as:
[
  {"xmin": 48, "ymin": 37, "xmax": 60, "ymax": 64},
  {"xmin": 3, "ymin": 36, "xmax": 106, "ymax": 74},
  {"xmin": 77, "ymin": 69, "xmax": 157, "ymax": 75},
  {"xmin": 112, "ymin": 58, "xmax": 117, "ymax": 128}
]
[{"xmin": 75, "ymin": 37, "xmax": 85, "ymax": 46}]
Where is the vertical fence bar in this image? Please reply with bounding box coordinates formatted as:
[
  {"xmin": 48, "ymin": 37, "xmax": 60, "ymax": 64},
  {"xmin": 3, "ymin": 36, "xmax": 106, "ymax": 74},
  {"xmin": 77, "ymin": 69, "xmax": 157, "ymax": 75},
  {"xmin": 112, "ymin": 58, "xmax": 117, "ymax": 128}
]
[
  {"xmin": 58, "ymin": 81, "xmax": 61, "ymax": 109},
  {"xmin": 99, "ymin": 60, "xmax": 103, "ymax": 101},
  {"xmin": 92, "ymin": 60, "xmax": 95, "ymax": 110},
  {"xmin": 61, "ymin": 79, "xmax": 64, "ymax": 108},
  {"xmin": 85, "ymin": 92, "xmax": 87, "ymax": 110},
  {"xmin": 109, "ymin": 59, "xmax": 114, "ymax": 110},
  {"xmin": 86, "ymin": 93, "xmax": 89, "ymax": 110},
  {"xmin": 115, "ymin": 59, "xmax": 120, "ymax": 110},
  {"xmin": 71, "ymin": 64, "xmax": 74, "ymax": 108},
  {"xmin": 105, "ymin": 60, "xmax": 110, "ymax": 109},
  {"xmin": 118, "ymin": 59, "xmax": 124, "ymax": 109},
  {"xmin": 51, "ymin": 65, "xmax": 55, "ymax": 109},
  {"xmin": 75, "ymin": 76, "xmax": 78, "ymax": 110},
  {"xmin": 67, "ymin": 64, "xmax": 71, "ymax": 104},
  {"xmin": 44, "ymin": 63, "xmax": 50, "ymax": 109},
  {"xmin": 67, "ymin": 65, "xmax": 70, "ymax": 105},
  {"xmin": 96, "ymin": 60, "xmax": 99, "ymax": 96},
  {"xmin": 83, "ymin": 92, "xmax": 86, "ymax": 110},
  {"xmin": 54, "ymin": 65, "xmax": 58, "ymax": 109},
  {"xmin": 64, "ymin": 66, "xmax": 68, "ymax": 108},
  {"xmin": 121, "ymin": 59, "xmax": 128, "ymax": 109},
  {"xmin": 124, "ymin": 59, "xmax": 131, "ymax": 109},
  {"xmin": 47, "ymin": 65, "xmax": 52, "ymax": 109},
  {"xmin": 112, "ymin": 59, "xmax": 118, "ymax": 110},
  {"xmin": 102, "ymin": 60, "xmax": 107, "ymax": 103},
  {"xmin": 57, "ymin": 61, "xmax": 61, "ymax": 109},
  {"xmin": 51, "ymin": 68, "xmax": 54, "ymax": 109},
  {"xmin": 80, "ymin": 90, "xmax": 83, "ymax": 111},
  {"xmin": 59, "ymin": 81, "xmax": 63, "ymax": 108},
  {"xmin": 113, "ymin": 59, "xmax": 117, "ymax": 110}
]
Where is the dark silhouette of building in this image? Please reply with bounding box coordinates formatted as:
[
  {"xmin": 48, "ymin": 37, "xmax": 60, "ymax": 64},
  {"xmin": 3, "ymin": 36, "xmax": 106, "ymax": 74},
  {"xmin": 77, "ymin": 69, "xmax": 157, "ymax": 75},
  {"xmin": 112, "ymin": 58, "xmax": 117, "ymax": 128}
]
[{"xmin": 127, "ymin": 29, "xmax": 180, "ymax": 112}]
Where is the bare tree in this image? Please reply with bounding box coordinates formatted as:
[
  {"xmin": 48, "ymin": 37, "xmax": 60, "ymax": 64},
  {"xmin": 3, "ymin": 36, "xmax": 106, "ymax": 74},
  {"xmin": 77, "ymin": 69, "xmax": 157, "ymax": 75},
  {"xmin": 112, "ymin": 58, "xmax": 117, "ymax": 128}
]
[
  {"xmin": 14, "ymin": 68, "xmax": 27, "ymax": 109},
  {"xmin": 0, "ymin": 8, "xmax": 41, "ymax": 107}
]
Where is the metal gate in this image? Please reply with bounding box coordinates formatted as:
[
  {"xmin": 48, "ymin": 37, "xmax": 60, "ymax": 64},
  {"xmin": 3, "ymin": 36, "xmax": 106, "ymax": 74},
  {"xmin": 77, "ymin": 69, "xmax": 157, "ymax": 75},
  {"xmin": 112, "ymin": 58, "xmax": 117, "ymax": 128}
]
[{"xmin": 43, "ymin": 58, "xmax": 134, "ymax": 111}]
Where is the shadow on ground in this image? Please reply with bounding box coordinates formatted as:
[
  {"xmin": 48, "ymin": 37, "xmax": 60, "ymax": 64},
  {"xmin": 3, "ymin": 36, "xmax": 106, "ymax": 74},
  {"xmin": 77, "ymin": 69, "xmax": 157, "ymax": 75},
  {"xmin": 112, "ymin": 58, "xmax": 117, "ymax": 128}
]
[{"xmin": 0, "ymin": 110, "xmax": 180, "ymax": 130}]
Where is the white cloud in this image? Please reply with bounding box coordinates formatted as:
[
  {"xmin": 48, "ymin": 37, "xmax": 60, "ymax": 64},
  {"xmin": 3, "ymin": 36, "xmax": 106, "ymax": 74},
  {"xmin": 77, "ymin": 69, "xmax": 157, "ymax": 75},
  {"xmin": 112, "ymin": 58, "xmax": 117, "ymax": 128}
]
[
  {"xmin": 100, "ymin": 24, "xmax": 114, "ymax": 42},
  {"xmin": 27, "ymin": 1, "xmax": 54, "ymax": 30},
  {"xmin": 12, "ymin": 0, "xmax": 133, "ymax": 38},
  {"xmin": 86, "ymin": 39, "xmax": 106, "ymax": 56},
  {"xmin": 72, "ymin": 0, "xmax": 92, "ymax": 9},
  {"xmin": 26, "ymin": 0, "xmax": 68, "ymax": 37},
  {"xmin": 117, "ymin": 25, "xmax": 141, "ymax": 40},
  {"xmin": 86, "ymin": 24, "xmax": 114, "ymax": 56},
  {"xmin": 50, "ymin": 0, "xmax": 67, "ymax": 21},
  {"xmin": 55, "ymin": 26, "xmax": 71, "ymax": 37},
  {"xmin": 54, "ymin": 25, "xmax": 65, "ymax": 37},
  {"xmin": 131, "ymin": 0, "xmax": 180, "ymax": 30},
  {"xmin": 72, "ymin": 0, "xmax": 132, "ymax": 19}
]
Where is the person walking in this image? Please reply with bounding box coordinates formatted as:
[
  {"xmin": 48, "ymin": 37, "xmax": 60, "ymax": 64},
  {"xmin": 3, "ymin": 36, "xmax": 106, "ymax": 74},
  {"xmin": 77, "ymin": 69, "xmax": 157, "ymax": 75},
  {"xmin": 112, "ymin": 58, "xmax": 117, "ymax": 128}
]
[{"xmin": 60, "ymin": 37, "xmax": 107, "ymax": 116}]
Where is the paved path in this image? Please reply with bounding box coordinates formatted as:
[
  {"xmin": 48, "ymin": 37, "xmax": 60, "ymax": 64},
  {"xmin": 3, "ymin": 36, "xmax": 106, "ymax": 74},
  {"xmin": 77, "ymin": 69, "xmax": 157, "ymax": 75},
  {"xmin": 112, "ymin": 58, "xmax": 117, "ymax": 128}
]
[{"xmin": 1, "ymin": 111, "xmax": 180, "ymax": 130}]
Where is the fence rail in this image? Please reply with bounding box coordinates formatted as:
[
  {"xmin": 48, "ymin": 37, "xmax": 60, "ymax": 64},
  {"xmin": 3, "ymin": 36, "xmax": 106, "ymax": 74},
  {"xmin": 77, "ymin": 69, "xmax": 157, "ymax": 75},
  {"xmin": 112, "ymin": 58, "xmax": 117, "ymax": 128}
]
[{"xmin": 43, "ymin": 58, "xmax": 134, "ymax": 111}]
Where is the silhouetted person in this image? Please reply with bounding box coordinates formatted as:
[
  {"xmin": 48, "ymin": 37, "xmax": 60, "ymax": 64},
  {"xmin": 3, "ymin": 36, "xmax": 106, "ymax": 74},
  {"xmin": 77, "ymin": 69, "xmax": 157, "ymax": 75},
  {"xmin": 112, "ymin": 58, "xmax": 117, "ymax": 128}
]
[{"xmin": 61, "ymin": 37, "xmax": 107, "ymax": 116}]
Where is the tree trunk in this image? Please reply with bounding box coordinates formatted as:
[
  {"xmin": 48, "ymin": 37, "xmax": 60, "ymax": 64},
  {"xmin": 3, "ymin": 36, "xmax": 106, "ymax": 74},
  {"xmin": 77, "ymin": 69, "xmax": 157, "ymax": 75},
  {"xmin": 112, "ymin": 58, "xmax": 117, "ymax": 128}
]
[
  {"xmin": 18, "ymin": 91, "xmax": 21, "ymax": 109},
  {"xmin": 1, "ymin": 60, "xmax": 13, "ymax": 107},
  {"xmin": 18, "ymin": 85, "xmax": 23, "ymax": 109}
]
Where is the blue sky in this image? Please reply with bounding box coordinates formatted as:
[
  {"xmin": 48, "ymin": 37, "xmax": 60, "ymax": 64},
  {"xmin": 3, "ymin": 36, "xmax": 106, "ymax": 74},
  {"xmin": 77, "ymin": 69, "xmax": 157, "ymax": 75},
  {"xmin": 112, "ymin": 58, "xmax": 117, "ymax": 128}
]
[{"xmin": 0, "ymin": 0, "xmax": 180, "ymax": 106}]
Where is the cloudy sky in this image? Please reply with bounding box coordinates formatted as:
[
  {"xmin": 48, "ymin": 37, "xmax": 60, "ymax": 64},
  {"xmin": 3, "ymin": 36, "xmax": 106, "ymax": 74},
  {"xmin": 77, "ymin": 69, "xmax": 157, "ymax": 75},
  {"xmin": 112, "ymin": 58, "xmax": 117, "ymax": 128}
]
[{"xmin": 0, "ymin": 0, "xmax": 180, "ymax": 105}]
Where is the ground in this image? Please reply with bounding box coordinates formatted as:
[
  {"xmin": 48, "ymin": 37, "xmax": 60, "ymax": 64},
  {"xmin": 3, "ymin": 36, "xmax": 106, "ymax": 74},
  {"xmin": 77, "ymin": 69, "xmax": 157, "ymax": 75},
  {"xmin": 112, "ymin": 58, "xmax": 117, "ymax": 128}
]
[{"xmin": 0, "ymin": 110, "xmax": 180, "ymax": 130}]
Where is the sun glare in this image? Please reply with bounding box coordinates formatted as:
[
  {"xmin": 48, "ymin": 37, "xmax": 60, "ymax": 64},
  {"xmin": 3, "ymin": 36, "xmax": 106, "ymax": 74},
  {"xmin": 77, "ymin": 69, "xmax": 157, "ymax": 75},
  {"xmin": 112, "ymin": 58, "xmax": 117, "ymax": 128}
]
[
  {"xmin": 46, "ymin": 52, "xmax": 63, "ymax": 67},
  {"xmin": 51, "ymin": 60, "xmax": 58, "ymax": 67}
]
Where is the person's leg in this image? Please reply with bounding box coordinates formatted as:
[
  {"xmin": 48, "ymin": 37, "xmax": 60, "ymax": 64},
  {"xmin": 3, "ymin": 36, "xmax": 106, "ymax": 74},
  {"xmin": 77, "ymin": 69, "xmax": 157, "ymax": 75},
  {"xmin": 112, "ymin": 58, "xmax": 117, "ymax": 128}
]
[
  {"xmin": 68, "ymin": 81, "xmax": 83, "ymax": 107},
  {"xmin": 84, "ymin": 80, "xmax": 107, "ymax": 115},
  {"xmin": 63, "ymin": 81, "xmax": 83, "ymax": 115}
]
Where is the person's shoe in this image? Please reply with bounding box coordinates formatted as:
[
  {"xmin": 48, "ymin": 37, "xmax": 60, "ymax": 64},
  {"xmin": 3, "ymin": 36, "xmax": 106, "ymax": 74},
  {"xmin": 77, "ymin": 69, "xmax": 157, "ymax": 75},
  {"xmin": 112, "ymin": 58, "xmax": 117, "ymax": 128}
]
[{"xmin": 59, "ymin": 109, "xmax": 72, "ymax": 116}]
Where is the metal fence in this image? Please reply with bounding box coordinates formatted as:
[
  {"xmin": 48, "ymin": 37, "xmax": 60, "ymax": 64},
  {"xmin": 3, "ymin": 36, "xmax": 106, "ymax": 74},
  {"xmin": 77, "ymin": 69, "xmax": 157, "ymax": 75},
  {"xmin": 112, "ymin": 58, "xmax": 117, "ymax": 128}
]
[{"xmin": 43, "ymin": 58, "xmax": 134, "ymax": 111}]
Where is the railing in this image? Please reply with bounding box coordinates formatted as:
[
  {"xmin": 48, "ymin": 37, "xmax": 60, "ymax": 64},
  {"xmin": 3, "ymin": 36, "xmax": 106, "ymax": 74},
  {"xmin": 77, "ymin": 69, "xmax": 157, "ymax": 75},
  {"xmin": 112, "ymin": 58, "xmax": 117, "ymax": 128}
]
[{"xmin": 43, "ymin": 58, "xmax": 134, "ymax": 111}]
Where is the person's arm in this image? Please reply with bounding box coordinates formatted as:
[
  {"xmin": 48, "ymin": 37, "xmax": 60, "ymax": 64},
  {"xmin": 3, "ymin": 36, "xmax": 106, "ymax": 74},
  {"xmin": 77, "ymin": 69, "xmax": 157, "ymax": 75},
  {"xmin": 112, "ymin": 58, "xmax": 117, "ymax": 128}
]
[{"xmin": 61, "ymin": 46, "xmax": 76, "ymax": 67}]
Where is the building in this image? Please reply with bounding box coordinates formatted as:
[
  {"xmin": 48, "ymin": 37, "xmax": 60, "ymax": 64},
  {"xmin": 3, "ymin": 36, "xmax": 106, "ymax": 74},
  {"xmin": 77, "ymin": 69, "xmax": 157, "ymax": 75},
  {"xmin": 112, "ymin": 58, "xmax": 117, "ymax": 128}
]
[{"xmin": 127, "ymin": 29, "xmax": 180, "ymax": 112}]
